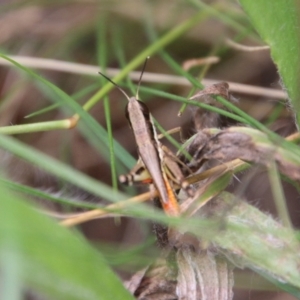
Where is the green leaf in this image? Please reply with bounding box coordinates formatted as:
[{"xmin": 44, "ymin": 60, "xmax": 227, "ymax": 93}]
[
  {"xmin": 239, "ymin": 0, "xmax": 300, "ymax": 126},
  {"xmin": 210, "ymin": 193, "xmax": 300, "ymax": 294},
  {"xmin": 0, "ymin": 183, "xmax": 133, "ymax": 300}
]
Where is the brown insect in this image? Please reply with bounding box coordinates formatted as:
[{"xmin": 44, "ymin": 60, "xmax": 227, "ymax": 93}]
[{"xmin": 99, "ymin": 58, "xmax": 192, "ymax": 216}]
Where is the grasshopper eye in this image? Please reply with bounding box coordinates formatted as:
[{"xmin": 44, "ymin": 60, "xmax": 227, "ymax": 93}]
[{"xmin": 137, "ymin": 100, "xmax": 150, "ymax": 120}]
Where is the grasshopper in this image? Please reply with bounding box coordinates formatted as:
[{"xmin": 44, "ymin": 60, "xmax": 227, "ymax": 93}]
[{"xmin": 99, "ymin": 58, "xmax": 191, "ymax": 216}]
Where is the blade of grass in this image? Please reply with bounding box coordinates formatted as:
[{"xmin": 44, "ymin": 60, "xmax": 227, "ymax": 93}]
[
  {"xmin": 161, "ymin": 50, "xmax": 272, "ymax": 132},
  {"xmin": 1, "ymin": 240, "xmax": 23, "ymax": 300},
  {"xmin": 178, "ymin": 41, "xmax": 221, "ymax": 115},
  {"xmin": 112, "ymin": 25, "xmax": 136, "ymax": 96},
  {"xmin": 0, "ymin": 134, "xmax": 126, "ymax": 203},
  {"xmin": 0, "ymin": 120, "xmax": 72, "ymax": 134},
  {"xmin": 267, "ymin": 160, "xmax": 292, "ymax": 228},
  {"xmin": 152, "ymin": 118, "xmax": 193, "ymax": 161},
  {"xmin": 0, "ymin": 183, "xmax": 134, "ymax": 300},
  {"xmin": 1, "ymin": 178, "xmax": 100, "ymax": 209},
  {"xmin": 183, "ymin": 172, "xmax": 232, "ymax": 216},
  {"xmin": 143, "ymin": 16, "xmax": 277, "ymax": 135},
  {"xmin": 147, "ymin": 49, "xmax": 300, "ymax": 157},
  {"xmin": 143, "ymin": 20, "xmax": 256, "ymax": 124},
  {"xmin": 97, "ymin": 15, "xmax": 118, "ymax": 190},
  {"xmin": 25, "ymin": 83, "xmax": 99, "ymax": 119},
  {"xmin": 0, "ymin": 54, "xmax": 135, "ymax": 168},
  {"xmin": 255, "ymin": 269, "xmax": 300, "ymax": 297},
  {"xmin": 263, "ymin": 102, "xmax": 285, "ymax": 127},
  {"xmin": 82, "ymin": 10, "xmax": 208, "ymax": 112},
  {"xmin": 139, "ymin": 86, "xmax": 248, "ymax": 124},
  {"xmin": 188, "ymin": 0, "xmax": 250, "ymax": 36}
]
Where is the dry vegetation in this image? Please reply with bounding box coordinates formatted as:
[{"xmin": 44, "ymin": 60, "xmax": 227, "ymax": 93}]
[{"xmin": 0, "ymin": 1, "xmax": 299, "ymax": 300}]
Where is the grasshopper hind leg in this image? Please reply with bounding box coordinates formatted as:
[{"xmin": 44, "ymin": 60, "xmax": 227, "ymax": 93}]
[{"xmin": 119, "ymin": 158, "xmax": 152, "ymax": 186}]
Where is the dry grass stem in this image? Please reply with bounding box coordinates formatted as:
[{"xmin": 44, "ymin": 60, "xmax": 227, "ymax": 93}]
[
  {"xmin": 225, "ymin": 38, "xmax": 270, "ymax": 52},
  {"xmin": 182, "ymin": 56, "xmax": 220, "ymax": 71},
  {"xmin": 60, "ymin": 190, "xmax": 155, "ymax": 227},
  {"xmin": 0, "ymin": 55, "xmax": 286, "ymax": 99},
  {"xmin": 58, "ymin": 159, "xmax": 244, "ymax": 227}
]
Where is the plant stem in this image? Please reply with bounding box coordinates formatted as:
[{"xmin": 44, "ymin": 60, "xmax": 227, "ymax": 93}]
[
  {"xmin": 268, "ymin": 160, "xmax": 292, "ymax": 228},
  {"xmin": 0, "ymin": 120, "xmax": 72, "ymax": 134},
  {"xmin": 82, "ymin": 10, "xmax": 207, "ymax": 112}
]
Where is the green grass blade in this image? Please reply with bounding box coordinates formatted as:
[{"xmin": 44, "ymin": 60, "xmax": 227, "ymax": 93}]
[
  {"xmin": 152, "ymin": 118, "xmax": 193, "ymax": 161},
  {"xmin": 25, "ymin": 83, "xmax": 99, "ymax": 119},
  {"xmin": 24, "ymin": 103, "xmax": 60, "ymax": 119},
  {"xmin": 239, "ymin": 0, "xmax": 300, "ymax": 127},
  {"xmin": 268, "ymin": 161, "xmax": 292, "ymax": 228},
  {"xmin": 139, "ymin": 86, "xmax": 248, "ymax": 124},
  {"xmin": 189, "ymin": 0, "xmax": 250, "ymax": 34},
  {"xmin": 82, "ymin": 10, "xmax": 207, "ymax": 112},
  {"xmin": 255, "ymin": 269, "xmax": 300, "ymax": 297},
  {"xmin": 0, "ymin": 53, "xmax": 134, "ymax": 168},
  {"xmin": 112, "ymin": 26, "xmax": 136, "ymax": 95},
  {"xmin": 157, "ymin": 50, "xmax": 275, "ymax": 133},
  {"xmin": 97, "ymin": 16, "xmax": 118, "ymax": 190},
  {"xmin": 1, "ymin": 179, "xmax": 99, "ymax": 209},
  {"xmin": 0, "ymin": 183, "xmax": 134, "ymax": 300},
  {"xmin": 0, "ymin": 134, "xmax": 126, "ymax": 203},
  {"xmin": 0, "ymin": 120, "xmax": 72, "ymax": 134},
  {"xmin": 144, "ymin": 17, "xmax": 279, "ymax": 136}
]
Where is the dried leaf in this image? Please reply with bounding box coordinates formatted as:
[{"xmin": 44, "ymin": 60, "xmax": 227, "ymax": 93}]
[
  {"xmin": 125, "ymin": 248, "xmax": 233, "ymax": 300},
  {"xmin": 184, "ymin": 127, "xmax": 300, "ymax": 181},
  {"xmin": 130, "ymin": 257, "xmax": 177, "ymax": 300},
  {"xmin": 189, "ymin": 82, "xmax": 238, "ymax": 130},
  {"xmin": 189, "ymin": 82, "xmax": 230, "ymax": 102}
]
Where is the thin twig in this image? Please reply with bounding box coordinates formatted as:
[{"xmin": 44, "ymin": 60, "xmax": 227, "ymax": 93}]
[
  {"xmin": 182, "ymin": 56, "xmax": 220, "ymax": 71},
  {"xmin": 59, "ymin": 159, "xmax": 246, "ymax": 227},
  {"xmin": 225, "ymin": 38, "xmax": 270, "ymax": 52},
  {"xmin": 0, "ymin": 55, "xmax": 286, "ymax": 100},
  {"xmin": 60, "ymin": 190, "xmax": 155, "ymax": 227},
  {"xmin": 46, "ymin": 131, "xmax": 298, "ymax": 227}
]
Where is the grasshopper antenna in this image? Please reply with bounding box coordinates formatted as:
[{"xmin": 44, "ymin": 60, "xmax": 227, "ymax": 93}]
[
  {"xmin": 98, "ymin": 71, "xmax": 131, "ymax": 102},
  {"xmin": 136, "ymin": 56, "xmax": 150, "ymax": 100}
]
